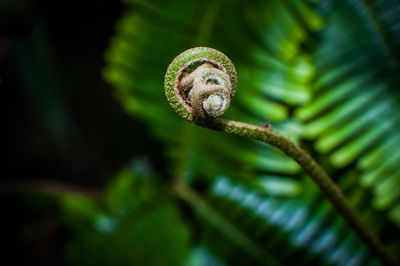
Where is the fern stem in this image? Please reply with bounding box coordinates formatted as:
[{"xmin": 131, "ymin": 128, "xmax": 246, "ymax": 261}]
[
  {"xmin": 164, "ymin": 47, "xmax": 397, "ymax": 265},
  {"xmin": 204, "ymin": 118, "xmax": 397, "ymax": 266}
]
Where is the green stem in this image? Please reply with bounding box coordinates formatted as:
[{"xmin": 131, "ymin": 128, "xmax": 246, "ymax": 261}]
[
  {"xmin": 164, "ymin": 47, "xmax": 397, "ymax": 265},
  {"xmin": 195, "ymin": 117, "xmax": 398, "ymax": 266}
]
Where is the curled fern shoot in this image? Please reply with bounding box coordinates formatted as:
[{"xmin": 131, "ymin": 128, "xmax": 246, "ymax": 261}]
[{"xmin": 164, "ymin": 47, "xmax": 397, "ymax": 266}]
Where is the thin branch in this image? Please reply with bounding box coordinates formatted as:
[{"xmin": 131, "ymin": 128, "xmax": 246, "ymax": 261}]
[
  {"xmin": 164, "ymin": 46, "xmax": 398, "ymax": 265},
  {"xmin": 202, "ymin": 118, "xmax": 398, "ymax": 266}
]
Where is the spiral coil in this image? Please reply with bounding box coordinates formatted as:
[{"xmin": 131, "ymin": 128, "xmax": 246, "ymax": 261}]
[{"xmin": 164, "ymin": 47, "xmax": 237, "ymax": 121}]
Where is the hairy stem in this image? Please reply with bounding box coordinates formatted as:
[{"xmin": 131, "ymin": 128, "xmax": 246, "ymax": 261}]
[
  {"xmin": 165, "ymin": 47, "xmax": 397, "ymax": 265},
  {"xmin": 196, "ymin": 117, "xmax": 397, "ymax": 266}
]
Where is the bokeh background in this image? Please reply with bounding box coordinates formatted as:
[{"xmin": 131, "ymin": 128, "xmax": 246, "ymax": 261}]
[
  {"xmin": 1, "ymin": 0, "xmax": 400, "ymax": 265},
  {"xmin": 1, "ymin": 1, "xmax": 165, "ymax": 265}
]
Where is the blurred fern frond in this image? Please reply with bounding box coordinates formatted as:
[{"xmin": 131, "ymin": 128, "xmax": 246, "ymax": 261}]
[
  {"xmin": 295, "ymin": 0, "xmax": 400, "ymax": 227},
  {"xmin": 202, "ymin": 176, "xmax": 379, "ymax": 265},
  {"xmin": 102, "ymin": 0, "xmax": 400, "ymax": 265},
  {"xmin": 103, "ymin": 0, "xmax": 317, "ymax": 183},
  {"xmin": 61, "ymin": 166, "xmax": 190, "ymax": 266}
]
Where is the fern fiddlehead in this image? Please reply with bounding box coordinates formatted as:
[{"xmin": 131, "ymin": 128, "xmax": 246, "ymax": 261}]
[
  {"xmin": 165, "ymin": 47, "xmax": 397, "ymax": 266},
  {"xmin": 164, "ymin": 47, "xmax": 237, "ymax": 121}
]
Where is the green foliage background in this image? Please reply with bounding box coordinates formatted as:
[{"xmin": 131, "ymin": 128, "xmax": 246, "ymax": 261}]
[
  {"xmin": 102, "ymin": 0, "xmax": 400, "ymax": 265},
  {"xmin": 3, "ymin": 0, "xmax": 400, "ymax": 265}
]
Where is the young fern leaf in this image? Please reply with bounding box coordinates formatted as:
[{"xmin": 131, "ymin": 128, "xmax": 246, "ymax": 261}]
[
  {"xmin": 164, "ymin": 47, "xmax": 397, "ymax": 266},
  {"xmin": 164, "ymin": 47, "xmax": 237, "ymax": 121}
]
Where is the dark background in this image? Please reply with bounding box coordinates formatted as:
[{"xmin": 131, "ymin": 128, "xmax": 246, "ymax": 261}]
[
  {"xmin": 1, "ymin": 0, "xmax": 165, "ymax": 186},
  {"xmin": 1, "ymin": 1, "xmax": 164, "ymax": 265}
]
